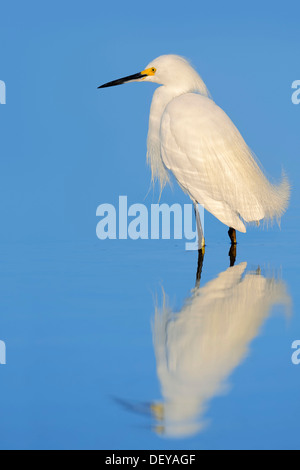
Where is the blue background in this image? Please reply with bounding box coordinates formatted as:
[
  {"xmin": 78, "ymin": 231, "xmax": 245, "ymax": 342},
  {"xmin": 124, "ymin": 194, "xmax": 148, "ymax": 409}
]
[{"xmin": 0, "ymin": 0, "xmax": 299, "ymax": 450}]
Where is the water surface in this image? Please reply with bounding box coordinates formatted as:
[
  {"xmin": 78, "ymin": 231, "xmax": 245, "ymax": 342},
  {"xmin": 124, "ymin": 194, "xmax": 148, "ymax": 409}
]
[{"xmin": 0, "ymin": 221, "xmax": 299, "ymax": 449}]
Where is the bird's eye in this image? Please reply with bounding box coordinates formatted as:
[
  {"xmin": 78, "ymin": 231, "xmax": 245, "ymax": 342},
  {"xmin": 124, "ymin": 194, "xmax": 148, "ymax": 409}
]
[{"xmin": 152, "ymin": 68, "xmax": 156, "ymax": 73}]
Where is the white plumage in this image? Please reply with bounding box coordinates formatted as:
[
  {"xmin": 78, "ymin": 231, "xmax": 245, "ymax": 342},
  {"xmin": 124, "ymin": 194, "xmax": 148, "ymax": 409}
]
[
  {"xmin": 99, "ymin": 54, "xmax": 290, "ymax": 240},
  {"xmin": 146, "ymin": 55, "xmax": 290, "ymax": 234}
]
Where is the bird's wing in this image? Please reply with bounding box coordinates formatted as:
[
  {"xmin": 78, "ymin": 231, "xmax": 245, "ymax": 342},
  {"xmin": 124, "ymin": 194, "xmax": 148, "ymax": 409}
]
[{"xmin": 160, "ymin": 93, "xmax": 268, "ymax": 231}]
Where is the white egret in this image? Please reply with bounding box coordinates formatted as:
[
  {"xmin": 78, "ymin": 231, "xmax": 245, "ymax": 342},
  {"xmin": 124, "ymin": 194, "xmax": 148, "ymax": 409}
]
[{"xmin": 99, "ymin": 55, "xmax": 290, "ymax": 247}]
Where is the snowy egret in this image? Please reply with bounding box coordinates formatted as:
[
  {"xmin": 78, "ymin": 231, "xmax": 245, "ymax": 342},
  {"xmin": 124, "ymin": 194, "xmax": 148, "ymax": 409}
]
[{"xmin": 99, "ymin": 55, "xmax": 290, "ymax": 247}]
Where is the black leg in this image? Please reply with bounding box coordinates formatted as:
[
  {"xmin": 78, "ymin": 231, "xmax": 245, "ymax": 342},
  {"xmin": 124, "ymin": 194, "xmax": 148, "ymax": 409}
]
[
  {"xmin": 228, "ymin": 244, "xmax": 237, "ymax": 267},
  {"xmin": 228, "ymin": 227, "xmax": 237, "ymax": 245},
  {"xmin": 195, "ymin": 247, "xmax": 205, "ymax": 288}
]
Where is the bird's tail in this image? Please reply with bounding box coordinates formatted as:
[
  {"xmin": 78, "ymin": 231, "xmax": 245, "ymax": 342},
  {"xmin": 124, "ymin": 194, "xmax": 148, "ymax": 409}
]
[{"xmin": 264, "ymin": 172, "xmax": 290, "ymax": 223}]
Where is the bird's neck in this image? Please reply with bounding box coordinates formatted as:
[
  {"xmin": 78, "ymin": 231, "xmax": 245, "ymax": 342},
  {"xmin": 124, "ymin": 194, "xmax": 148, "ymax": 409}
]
[
  {"xmin": 151, "ymin": 85, "xmax": 184, "ymax": 123},
  {"xmin": 147, "ymin": 86, "xmax": 185, "ymax": 190}
]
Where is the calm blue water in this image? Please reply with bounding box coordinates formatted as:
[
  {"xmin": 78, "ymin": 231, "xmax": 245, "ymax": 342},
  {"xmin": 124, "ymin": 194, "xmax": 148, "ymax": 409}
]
[{"xmin": 0, "ymin": 214, "xmax": 299, "ymax": 450}]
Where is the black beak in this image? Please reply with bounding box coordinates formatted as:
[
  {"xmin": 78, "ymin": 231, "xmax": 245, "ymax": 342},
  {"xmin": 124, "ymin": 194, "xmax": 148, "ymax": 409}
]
[{"xmin": 98, "ymin": 72, "xmax": 147, "ymax": 89}]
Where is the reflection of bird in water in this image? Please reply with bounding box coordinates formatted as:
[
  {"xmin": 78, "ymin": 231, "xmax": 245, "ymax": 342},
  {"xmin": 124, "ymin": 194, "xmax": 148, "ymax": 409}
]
[{"xmin": 150, "ymin": 259, "xmax": 290, "ymax": 438}]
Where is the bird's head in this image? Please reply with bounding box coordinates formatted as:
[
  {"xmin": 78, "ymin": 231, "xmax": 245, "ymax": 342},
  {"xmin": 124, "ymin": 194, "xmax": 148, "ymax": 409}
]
[{"xmin": 98, "ymin": 54, "xmax": 209, "ymax": 94}]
